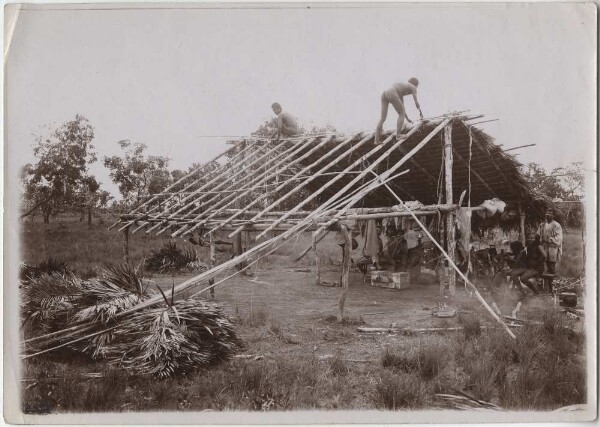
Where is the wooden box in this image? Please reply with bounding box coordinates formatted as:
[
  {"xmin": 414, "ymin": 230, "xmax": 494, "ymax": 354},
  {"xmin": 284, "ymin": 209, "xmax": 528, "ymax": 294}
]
[{"xmin": 370, "ymin": 271, "xmax": 411, "ymax": 290}]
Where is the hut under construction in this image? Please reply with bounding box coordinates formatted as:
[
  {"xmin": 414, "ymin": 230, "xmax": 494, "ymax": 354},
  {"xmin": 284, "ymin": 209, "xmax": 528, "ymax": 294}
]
[{"xmin": 113, "ymin": 112, "xmax": 556, "ymax": 325}]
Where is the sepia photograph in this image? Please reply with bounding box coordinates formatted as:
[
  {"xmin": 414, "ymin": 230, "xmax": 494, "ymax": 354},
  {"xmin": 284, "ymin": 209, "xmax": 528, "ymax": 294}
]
[{"xmin": 3, "ymin": 2, "xmax": 597, "ymax": 424}]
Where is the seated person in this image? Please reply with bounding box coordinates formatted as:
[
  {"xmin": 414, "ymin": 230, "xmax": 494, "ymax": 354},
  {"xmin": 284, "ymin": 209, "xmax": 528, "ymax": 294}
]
[
  {"xmin": 491, "ymin": 241, "xmax": 524, "ymax": 292},
  {"xmin": 509, "ymin": 233, "xmax": 546, "ymax": 298}
]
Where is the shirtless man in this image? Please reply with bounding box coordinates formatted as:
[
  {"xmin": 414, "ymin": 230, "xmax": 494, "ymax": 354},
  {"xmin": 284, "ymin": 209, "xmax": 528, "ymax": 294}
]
[
  {"xmin": 271, "ymin": 103, "xmax": 299, "ymax": 139},
  {"xmin": 375, "ymin": 78, "xmax": 424, "ymax": 145}
]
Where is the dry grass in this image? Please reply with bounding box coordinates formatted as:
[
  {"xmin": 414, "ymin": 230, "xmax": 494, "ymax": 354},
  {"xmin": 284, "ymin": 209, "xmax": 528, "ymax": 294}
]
[
  {"xmin": 19, "ymin": 215, "xmax": 587, "ymax": 413},
  {"xmin": 374, "ymin": 373, "xmax": 429, "ymax": 410},
  {"xmin": 21, "ymin": 214, "xmax": 188, "ymax": 277},
  {"xmin": 559, "ymin": 228, "xmax": 585, "ymax": 278},
  {"xmin": 22, "ymin": 309, "xmax": 586, "ymax": 413}
]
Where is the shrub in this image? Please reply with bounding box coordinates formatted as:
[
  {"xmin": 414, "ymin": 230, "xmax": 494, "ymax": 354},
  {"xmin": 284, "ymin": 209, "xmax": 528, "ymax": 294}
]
[
  {"xmin": 458, "ymin": 313, "xmax": 481, "ymax": 339},
  {"xmin": 374, "ymin": 373, "xmax": 428, "ymax": 409}
]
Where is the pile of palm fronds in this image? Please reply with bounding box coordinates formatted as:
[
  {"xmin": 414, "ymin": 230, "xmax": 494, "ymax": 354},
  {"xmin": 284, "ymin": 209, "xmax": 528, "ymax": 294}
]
[
  {"xmin": 21, "ymin": 264, "xmax": 150, "ymax": 357},
  {"xmin": 102, "ymin": 298, "xmax": 242, "ymax": 377},
  {"xmin": 144, "ymin": 241, "xmax": 208, "ymax": 274},
  {"xmin": 20, "ymin": 257, "xmax": 72, "ymax": 285},
  {"xmin": 21, "ymin": 264, "xmax": 242, "ymax": 376}
]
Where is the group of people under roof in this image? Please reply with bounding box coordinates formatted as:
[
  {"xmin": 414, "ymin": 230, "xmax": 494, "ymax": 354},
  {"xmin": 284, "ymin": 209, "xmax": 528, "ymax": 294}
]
[
  {"xmin": 271, "ymin": 77, "xmax": 423, "ymax": 145},
  {"xmin": 490, "ymin": 209, "xmax": 563, "ymax": 314}
]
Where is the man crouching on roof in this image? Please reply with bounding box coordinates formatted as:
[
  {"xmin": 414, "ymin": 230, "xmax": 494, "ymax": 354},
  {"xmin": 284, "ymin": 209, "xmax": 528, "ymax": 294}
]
[
  {"xmin": 271, "ymin": 102, "xmax": 299, "ymax": 139},
  {"xmin": 375, "ymin": 78, "xmax": 424, "ymax": 145}
]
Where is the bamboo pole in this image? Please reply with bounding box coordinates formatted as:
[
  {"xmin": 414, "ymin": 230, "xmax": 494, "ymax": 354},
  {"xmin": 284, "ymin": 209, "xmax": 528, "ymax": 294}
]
[
  {"xmin": 372, "ymin": 172, "xmax": 516, "ymax": 339},
  {"xmin": 171, "ymin": 137, "xmax": 319, "ymax": 237},
  {"xmin": 206, "ymin": 134, "xmax": 340, "ymax": 236},
  {"xmin": 22, "ymin": 165, "xmax": 404, "ymax": 355},
  {"xmin": 293, "ymin": 168, "xmax": 412, "ymax": 262},
  {"xmin": 147, "ymin": 140, "xmax": 290, "ymax": 235},
  {"xmin": 294, "ymin": 118, "xmax": 453, "ymax": 262},
  {"xmin": 128, "ymin": 141, "xmax": 265, "ymax": 235},
  {"xmin": 121, "ymin": 204, "xmax": 468, "ymax": 222},
  {"xmin": 209, "ymin": 231, "xmax": 216, "ymax": 299},
  {"xmin": 314, "ymin": 118, "xmax": 451, "ymax": 238},
  {"xmin": 397, "ymin": 145, "xmax": 439, "ymax": 186},
  {"xmin": 255, "ymin": 121, "xmax": 430, "ymax": 240},
  {"xmin": 312, "ymin": 235, "xmax": 321, "ymax": 286},
  {"xmin": 223, "ymin": 133, "xmax": 364, "ymax": 238},
  {"xmin": 338, "ymin": 225, "xmax": 352, "ymax": 322},
  {"xmin": 444, "ymin": 122, "xmax": 456, "ymax": 296},
  {"xmin": 118, "ymin": 140, "xmax": 260, "ymax": 233},
  {"xmin": 108, "ymin": 142, "xmax": 240, "ymax": 230}
]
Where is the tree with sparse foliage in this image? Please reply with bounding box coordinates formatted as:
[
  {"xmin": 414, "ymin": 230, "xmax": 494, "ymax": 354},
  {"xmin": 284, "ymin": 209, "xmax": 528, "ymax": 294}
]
[
  {"xmin": 523, "ymin": 161, "xmax": 584, "ymax": 227},
  {"xmin": 21, "ymin": 115, "xmax": 97, "ymax": 223},
  {"xmin": 104, "ymin": 141, "xmax": 170, "ymax": 207}
]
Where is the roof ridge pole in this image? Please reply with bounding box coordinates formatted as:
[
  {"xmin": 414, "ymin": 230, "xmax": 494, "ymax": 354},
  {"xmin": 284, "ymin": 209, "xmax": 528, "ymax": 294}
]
[
  {"xmin": 144, "ymin": 141, "xmax": 290, "ymax": 235},
  {"xmin": 113, "ymin": 141, "xmax": 252, "ymax": 231},
  {"xmin": 120, "ymin": 141, "xmax": 265, "ymax": 233},
  {"xmin": 444, "ymin": 120, "xmax": 456, "ymax": 296},
  {"xmin": 168, "ymin": 136, "xmax": 320, "ymax": 237}
]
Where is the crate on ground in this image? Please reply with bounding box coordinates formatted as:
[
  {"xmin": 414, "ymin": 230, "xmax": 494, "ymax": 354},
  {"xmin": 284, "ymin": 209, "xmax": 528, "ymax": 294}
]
[{"xmin": 370, "ymin": 270, "xmax": 411, "ymax": 290}]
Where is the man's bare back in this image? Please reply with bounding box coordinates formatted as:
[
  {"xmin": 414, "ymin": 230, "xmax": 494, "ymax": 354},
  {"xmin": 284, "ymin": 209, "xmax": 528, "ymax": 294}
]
[
  {"xmin": 271, "ymin": 103, "xmax": 298, "ymax": 139},
  {"xmin": 375, "ymin": 77, "xmax": 423, "ymax": 145},
  {"xmin": 384, "ymin": 82, "xmax": 417, "ymax": 100}
]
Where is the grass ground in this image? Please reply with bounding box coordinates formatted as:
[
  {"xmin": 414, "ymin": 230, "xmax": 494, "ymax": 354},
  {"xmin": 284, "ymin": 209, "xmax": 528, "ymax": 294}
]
[{"xmin": 19, "ymin": 215, "xmax": 588, "ymax": 413}]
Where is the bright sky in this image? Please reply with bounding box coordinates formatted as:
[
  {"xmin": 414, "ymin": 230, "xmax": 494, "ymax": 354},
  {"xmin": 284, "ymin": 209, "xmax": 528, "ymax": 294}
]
[{"xmin": 5, "ymin": 3, "xmax": 596, "ymax": 198}]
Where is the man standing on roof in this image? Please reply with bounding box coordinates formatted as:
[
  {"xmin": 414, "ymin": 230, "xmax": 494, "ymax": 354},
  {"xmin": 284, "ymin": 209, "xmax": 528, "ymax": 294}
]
[
  {"xmin": 271, "ymin": 102, "xmax": 299, "ymax": 139},
  {"xmin": 538, "ymin": 209, "xmax": 563, "ymax": 289},
  {"xmin": 375, "ymin": 77, "xmax": 424, "ymax": 145}
]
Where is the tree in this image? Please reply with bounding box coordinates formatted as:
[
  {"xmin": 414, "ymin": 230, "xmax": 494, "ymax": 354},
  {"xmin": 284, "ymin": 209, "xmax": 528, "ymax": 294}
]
[
  {"xmin": 21, "ymin": 115, "xmax": 97, "ymax": 223},
  {"xmin": 522, "ymin": 162, "xmax": 565, "ymax": 199},
  {"xmin": 522, "ymin": 161, "xmax": 585, "ymax": 227},
  {"xmin": 104, "ymin": 141, "xmax": 170, "ymax": 207},
  {"xmin": 79, "ymin": 176, "xmax": 112, "ymax": 228}
]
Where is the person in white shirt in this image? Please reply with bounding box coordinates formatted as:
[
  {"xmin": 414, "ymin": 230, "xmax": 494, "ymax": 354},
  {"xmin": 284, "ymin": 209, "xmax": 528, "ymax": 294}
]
[{"xmin": 537, "ymin": 209, "xmax": 563, "ymax": 290}]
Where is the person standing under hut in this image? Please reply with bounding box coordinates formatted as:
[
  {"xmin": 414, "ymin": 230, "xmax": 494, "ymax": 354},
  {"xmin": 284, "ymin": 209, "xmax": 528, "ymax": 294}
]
[
  {"xmin": 538, "ymin": 208, "xmax": 563, "ymax": 291},
  {"xmin": 404, "ymin": 221, "xmax": 424, "ymax": 283}
]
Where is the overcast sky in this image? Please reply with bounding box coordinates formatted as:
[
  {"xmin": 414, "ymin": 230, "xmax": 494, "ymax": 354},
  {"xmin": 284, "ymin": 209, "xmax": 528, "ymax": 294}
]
[{"xmin": 6, "ymin": 3, "xmax": 596, "ymax": 198}]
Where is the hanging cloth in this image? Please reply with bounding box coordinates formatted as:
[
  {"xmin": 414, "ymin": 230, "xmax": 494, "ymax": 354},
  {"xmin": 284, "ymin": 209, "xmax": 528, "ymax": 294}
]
[{"xmin": 363, "ymin": 219, "xmax": 380, "ymax": 258}]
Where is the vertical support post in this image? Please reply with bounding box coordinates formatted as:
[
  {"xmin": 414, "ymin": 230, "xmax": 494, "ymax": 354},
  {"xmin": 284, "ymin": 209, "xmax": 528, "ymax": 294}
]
[
  {"xmin": 209, "ymin": 231, "xmax": 216, "ymax": 299},
  {"xmin": 518, "ymin": 204, "xmax": 526, "ymax": 246},
  {"xmin": 122, "ymin": 226, "xmax": 130, "ymax": 264},
  {"xmin": 338, "ymin": 225, "xmax": 352, "ymax": 322},
  {"xmin": 443, "ymin": 122, "xmax": 456, "ymax": 296},
  {"xmin": 312, "ymin": 234, "xmax": 321, "ymax": 285},
  {"xmin": 233, "ymin": 230, "xmax": 247, "ymax": 274}
]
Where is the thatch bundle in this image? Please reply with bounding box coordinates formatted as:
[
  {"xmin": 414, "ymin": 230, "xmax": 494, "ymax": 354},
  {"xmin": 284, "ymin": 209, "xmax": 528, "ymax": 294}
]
[
  {"xmin": 20, "ymin": 258, "xmax": 73, "ymax": 285},
  {"xmin": 144, "ymin": 241, "xmax": 208, "ymax": 274},
  {"xmin": 103, "ymin": 299, "xmax": 241, "ymax": 377},
  {"xmin": 21, "ymin": 264, "xmax": 242, "ymax": 376}
]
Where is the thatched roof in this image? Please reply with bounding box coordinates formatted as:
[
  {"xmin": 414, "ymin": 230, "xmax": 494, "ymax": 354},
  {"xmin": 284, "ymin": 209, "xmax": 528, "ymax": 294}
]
[{"xmin": 116, "ymin": 113, "xmax": 558, "ymax": 237}]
